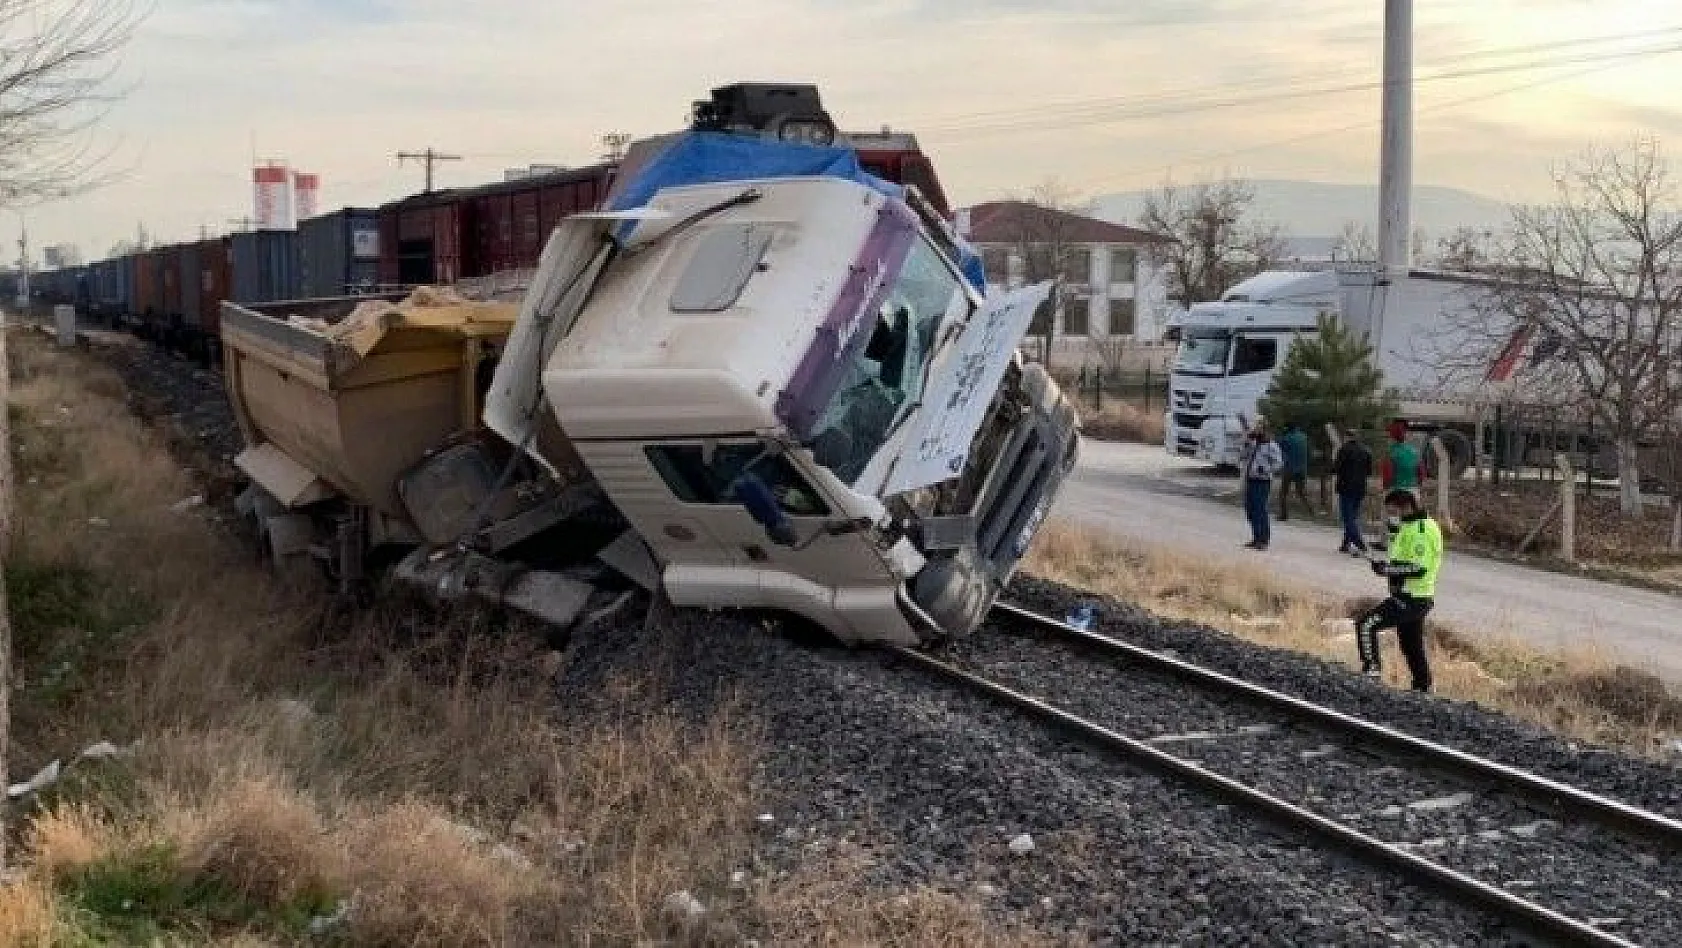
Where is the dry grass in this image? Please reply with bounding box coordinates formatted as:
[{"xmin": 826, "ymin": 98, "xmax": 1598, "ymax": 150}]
[
  {"xmin": 1024, "ymin": 520, "xmax": 1682, "ymax": 755},
  {"xmin": 1076, "ymin": 398, "xmax": 1164, "ymax": 445},
  {"xmin": 1, "ymin": 330, "xmax": 1029, "ymax": 944}
]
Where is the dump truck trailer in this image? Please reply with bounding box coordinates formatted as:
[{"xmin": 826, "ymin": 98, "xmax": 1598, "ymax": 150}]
[{"xmin": 222, "ymin": 84, "xmax": 1080, "ymax": 644}]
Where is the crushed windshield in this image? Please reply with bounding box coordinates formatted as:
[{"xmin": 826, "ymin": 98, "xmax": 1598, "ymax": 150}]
[
  {"xmin": 1176, "ymin": 330, "xmax": 1231, "ymax": 375},
  {"xmin": 809, "ymin": 238, "xmax": 961, "ymax": 484}
]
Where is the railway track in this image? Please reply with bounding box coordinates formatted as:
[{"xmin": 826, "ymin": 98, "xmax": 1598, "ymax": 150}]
[{"xmin": 891, "ymin": 603, "xmax": 1682, "ymax": 947}]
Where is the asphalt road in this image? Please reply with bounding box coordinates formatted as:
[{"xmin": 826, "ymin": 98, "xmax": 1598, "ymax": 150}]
[{"xmin": 1063, "ymin": 439, "xmax": 1682, "ymax": 686}]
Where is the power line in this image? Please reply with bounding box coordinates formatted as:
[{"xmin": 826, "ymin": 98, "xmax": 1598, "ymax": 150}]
[
  {"xmin": 918, "ymin": 25, "xmax": 1682, "ymax": 131},
  {"xmin": 924, "ymin": 37, "xmax": 1682, "ymax": 141},
  {"xmin": 1079, "ymin": 47, "xmax": 1676, "ymax": 194}
]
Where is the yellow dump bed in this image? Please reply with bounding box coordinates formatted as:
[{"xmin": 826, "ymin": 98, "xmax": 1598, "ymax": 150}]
[{"xmin": 220, "ymin": 290, "xmax": 518, "ymax": 519}]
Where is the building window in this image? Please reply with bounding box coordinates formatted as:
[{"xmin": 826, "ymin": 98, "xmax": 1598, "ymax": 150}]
[
  {"xmin": 1111, "ymin": 247, "xmax": 1138, "ymax": 284},
  {"xmin": 1108, "ymin": 297, "xmax": 1137, "ymax": 336},
  {"xmin": 1025, "ymin": 248, "xmax": 1055, "ymax": 282},
  {"xmin": 1063, "ymin": 296, "xmax": 1090, "ymax": 336},
  {"xmin": 1064, "ymin": 247, "xmax": 1092, "ymax": 285},
  {"xmin": 982, "ymin": 248, "xmax": 1009, "ymax": 283}
]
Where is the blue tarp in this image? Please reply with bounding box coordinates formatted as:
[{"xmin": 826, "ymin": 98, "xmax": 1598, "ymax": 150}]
[{"xmin": 608, "ymin": 131, "xmax": 985, "ymax": 292}]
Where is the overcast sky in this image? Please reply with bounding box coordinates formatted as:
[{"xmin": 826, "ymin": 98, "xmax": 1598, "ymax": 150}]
[{"xmin": 13, "ymin": 0, "xmax": 1682, "ymax": 259}]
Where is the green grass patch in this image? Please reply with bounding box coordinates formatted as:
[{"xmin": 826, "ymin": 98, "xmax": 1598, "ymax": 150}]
[{"xmin": 56, "ymin": 842, "xmax": 341, "ymax": 945}]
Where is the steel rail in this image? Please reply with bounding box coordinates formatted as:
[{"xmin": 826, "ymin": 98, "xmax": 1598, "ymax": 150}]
[
  {"xmin": 993, "ymin": 600, "xmax": 1682, "ymax": 852},
  {"xmin": 888, "ymin": 644, "xmax": 1637, "ymax": 948}
]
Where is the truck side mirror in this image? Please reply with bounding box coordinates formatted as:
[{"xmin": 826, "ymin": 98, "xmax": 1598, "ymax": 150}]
[{"xmin": 733, "ymin": 473, "xmax": 797, "ymax": 547}]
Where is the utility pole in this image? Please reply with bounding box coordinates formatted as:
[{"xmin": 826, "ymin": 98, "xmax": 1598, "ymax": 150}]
[
  {"xmin": 396, "ymin": 148, "xmax": 462, "ymax": 193},
  {"xmin": 1378, "ymin": 0, "xmax": 1413, "ymax": 283}
]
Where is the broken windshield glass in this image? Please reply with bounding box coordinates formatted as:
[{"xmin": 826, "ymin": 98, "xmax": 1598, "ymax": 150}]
[{"xmin": 808, "ymin": 238, "xmax": 962, "ymax": 485}]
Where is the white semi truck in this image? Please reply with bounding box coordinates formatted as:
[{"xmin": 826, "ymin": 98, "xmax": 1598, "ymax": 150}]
[
  {"xmin": 1164, "ymin": 266, "xmax": 1527, "ymax": 475},
  {"xmin": 221, "ymin": 85, "xmax": 1080, "ymax": 646}
]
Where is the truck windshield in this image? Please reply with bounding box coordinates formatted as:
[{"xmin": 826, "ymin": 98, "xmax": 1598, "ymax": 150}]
[
  {"xmin": 808, "ymin": 238, "xmax": 962, "ymax": 484},
  {"xmin": 1176, "ymin": 329, "xmax": 1231, "ymax": 376}
]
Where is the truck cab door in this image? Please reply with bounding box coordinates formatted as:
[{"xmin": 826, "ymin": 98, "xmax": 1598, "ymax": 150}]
[{"xmin": 642, "ymin": 439, "xmax": 893, "ymax": 617}]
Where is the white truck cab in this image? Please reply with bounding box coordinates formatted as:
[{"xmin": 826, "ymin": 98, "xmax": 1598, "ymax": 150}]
[
  {"xmin": 487, "ymin": 172, "xmax": 1077, "ymax": 644},
  {"xmin": 1166, "ymin": 271, "xmax": 1335, "ymax": 467}
]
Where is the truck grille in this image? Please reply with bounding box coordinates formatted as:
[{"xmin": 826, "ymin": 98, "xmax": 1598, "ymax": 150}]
[
  {"xmin": 1171, "ymin": 389, "xmax": 1206, "ymax": 412},
  {"xmin": 1172, "ymin": 413, "xmax": 1205, "ymax": 431}
]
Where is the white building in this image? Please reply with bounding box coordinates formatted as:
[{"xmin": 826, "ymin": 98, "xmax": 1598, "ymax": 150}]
[{"xmin": 956, "ymin": 202, "xmax": 1178, "ymax": 370}]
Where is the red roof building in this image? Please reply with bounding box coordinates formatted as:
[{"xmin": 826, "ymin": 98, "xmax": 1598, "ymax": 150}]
[{"xmin": 957, "ymin": 201, "xmax": 1177, "ymax": 351}]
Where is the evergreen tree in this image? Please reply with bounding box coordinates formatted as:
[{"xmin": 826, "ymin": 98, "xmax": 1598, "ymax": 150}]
[{"xmin": 1257, "ymin": 314, "xmax": 1397, "ymax": 458}]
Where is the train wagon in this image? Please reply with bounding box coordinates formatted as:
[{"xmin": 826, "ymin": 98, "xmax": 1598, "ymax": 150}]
[
  {"xmin": 375, "ymin": 165, "xmax": 616, "ymax": 288},
  {"xmin": 297, "ymin": 208, "xmax": 381, "ymax": 299},
  {"xmin": 230, "ymin": 230, "xmax": 299, "ymax": 305}
]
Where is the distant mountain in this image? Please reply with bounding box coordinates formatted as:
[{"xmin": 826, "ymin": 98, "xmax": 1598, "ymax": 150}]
[{"xmin": 1094, "ymin": 179, "xmax": 1513, "ymax": 242}]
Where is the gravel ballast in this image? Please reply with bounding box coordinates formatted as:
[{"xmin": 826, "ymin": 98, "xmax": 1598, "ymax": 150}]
[{"xmin": 90, "ymin": 333, "xmax": 1680, "ymax": 945}]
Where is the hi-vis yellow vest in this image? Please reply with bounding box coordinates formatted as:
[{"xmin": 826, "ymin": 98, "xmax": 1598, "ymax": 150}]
[{"xmin": 1392, "ymin": 517, "xmax": 1444, "ymax": 599}]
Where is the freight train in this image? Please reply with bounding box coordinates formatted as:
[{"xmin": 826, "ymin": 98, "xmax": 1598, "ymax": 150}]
[{"xmin": 27, "ymin": 102, "xmax": 951, "ymax": 368}]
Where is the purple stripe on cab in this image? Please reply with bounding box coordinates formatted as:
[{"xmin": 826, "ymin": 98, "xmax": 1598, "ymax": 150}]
[{"xmin": 776, "ymin": 200, "xmax": 918, "ymax": 440}]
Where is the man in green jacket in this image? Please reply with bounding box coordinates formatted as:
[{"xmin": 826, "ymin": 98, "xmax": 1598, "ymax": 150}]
[{"xmin": 1356, "ymin": 489, "xmax": 1444, "ymax": 693}]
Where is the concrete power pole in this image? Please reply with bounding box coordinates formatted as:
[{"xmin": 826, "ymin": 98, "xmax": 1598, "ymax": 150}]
[
  {"xmin": 1378, "ymin": 0, "xmax": 1413, "ymax": 283},
  {"xmin": 396, "ymin": 148, "xmax": 462, "ymax": 193}
]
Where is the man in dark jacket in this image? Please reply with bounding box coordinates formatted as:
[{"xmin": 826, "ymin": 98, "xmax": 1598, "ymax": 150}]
[{"xmin": 1333, "ymin": 427, "xmax": 1374, "ymax": 555}]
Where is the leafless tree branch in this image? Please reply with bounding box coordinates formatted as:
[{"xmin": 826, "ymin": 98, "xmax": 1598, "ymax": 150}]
[
  {"xmin": 1136, "ymin": 176, "xmax": 1286, "ymax": 304},
  {"xmin": 0, "ymin": 0, "xmax": 143, "ymax": 205}
]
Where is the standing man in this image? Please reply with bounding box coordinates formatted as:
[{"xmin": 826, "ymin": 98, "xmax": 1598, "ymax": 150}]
[
  {"xmin": 1333, "ymin": 427, "xmax": 1374, "ymax": 556},
  {"xmin": 1277, "ymin": 421, "xmax": 1313, "ymax": 520},
  {"xmin": 1355, "ymin": 489, "xmax": 1444, "ymax": 693},
  {"xmin": 1240, "ymin": 421, "xmax": 1283, "ymax": 550},
  {"xmin": 1380, "ymin": 419, "xmax": 1423, "ymax": 499}
]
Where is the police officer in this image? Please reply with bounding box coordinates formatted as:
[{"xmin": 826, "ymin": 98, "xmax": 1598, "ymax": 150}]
[{"xmin": 1356, "ymin": 489, "xmax": 1444, "ymax": 693}]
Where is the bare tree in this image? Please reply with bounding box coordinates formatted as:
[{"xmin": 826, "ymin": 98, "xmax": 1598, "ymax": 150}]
[
  {"xmin": 0, "ymin": 0, "xmax": 141, "ymax": 203},
  {"xmin": 1443, "ymin": 139, "xmax": 1682, "ymax": 517},
  {"xmin": 1137, "ymin": 177, "xmax": 1286, "ymax": 305},
  {"xmin": 1431, "ymin": 225, "xmax": 1500, "ymax": 272},
  {"xmin": 993, "ymin": 179, "xmax": 1096, "ymax": 365},
  {"xmin": 1334, "ymin": 221, "xmax": 1377, "ymax": 263}
]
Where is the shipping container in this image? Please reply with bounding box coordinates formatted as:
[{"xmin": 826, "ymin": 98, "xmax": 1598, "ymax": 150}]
[
  {"xmin": 296, "ymin": 208, "xmax": 380, "ymax": 299},
  {"xmin": 197, "ymin": 237, "xmax": 231, "ymax": 334},
  {"xmin": 230, "ymin": 230, "xmax": 298, "ymax": 304},
  {"xmin": 133, "ymin": 248, "xmax": 161, "ymax": 317},
  {"xmin": 180, "ymin": 241, "xmax": 202, "ymax": 325},
  {"xmin": 159, "ymin": 245, "xmax": 184, "ymax": 321},
  {"xmin": 377, "ymin": 212, "xmax": 400, "ymax": 286}
]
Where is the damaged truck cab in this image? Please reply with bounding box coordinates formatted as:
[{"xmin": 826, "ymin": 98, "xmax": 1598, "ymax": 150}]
[
  {"xmin": 225, "ymin": 84, "xmax": 1079, "ymax": 645},
  {"xmin": 485, "ymin": 167, "xmax": 1078, "ymax": 643}
]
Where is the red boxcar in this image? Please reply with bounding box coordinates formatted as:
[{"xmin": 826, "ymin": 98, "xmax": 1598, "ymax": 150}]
[
  {"xmin": 853, "ymin": 131, "xmax": 951, "ymax": 219},
  {"xmin": 376, "ymin": 163, "xmax": 614, "ymax": 289},
  {"xmin": 371, "ymin": 135, "xmax": 947, "ymax": 290},
  {"xmin": 197, "ymin": 237, "xmax": 231, "ymax": 337},
  {"xmin": 132, "ymin": 248, "xmax": 160, "ymax": 318},
  {"xmin": 159, "ymin": 245, "xmax": 184, "ymax": 319}
]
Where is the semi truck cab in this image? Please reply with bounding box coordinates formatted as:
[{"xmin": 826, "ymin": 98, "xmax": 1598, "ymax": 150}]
[
  {"xmin": 1165, "ymin": 272, "xmax": 1335, "ymax": 467},
  {"xmin": 485, "ymin": 149, "xmax": 1078, "ymax": 645}
]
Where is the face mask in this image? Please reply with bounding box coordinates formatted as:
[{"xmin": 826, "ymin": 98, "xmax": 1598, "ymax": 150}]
[{"xmin": 1385, "ymin": 515, "xmax": 1402, "ymax": 531}]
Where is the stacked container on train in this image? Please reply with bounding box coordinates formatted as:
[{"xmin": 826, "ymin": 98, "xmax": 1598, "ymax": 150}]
[{"xmin": 296, "ymin": 208, "xmax": 380, "ymax": 298}]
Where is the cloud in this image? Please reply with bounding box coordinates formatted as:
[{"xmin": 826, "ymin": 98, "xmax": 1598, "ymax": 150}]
[{"xmin": 18, "ymin": 0, "xmax": 1682, "ymax": 258}]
